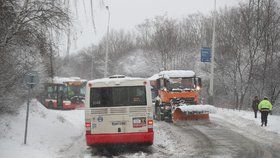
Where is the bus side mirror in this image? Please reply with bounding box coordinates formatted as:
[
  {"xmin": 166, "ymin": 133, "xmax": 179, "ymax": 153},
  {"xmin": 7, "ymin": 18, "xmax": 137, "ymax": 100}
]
[{"xmin": 198, "ymin": 78, "xmax": 202, "ymax": 88}]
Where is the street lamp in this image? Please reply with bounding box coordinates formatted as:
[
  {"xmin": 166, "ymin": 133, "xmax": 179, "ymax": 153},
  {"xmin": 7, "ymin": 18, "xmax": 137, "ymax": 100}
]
[
  {"xmin": 104, "ymin": 5, "xmax": 110, "ymax": 78},
  {"xmin": 209, "ymin": 0, "xmax": 216, "ymax": 104}
]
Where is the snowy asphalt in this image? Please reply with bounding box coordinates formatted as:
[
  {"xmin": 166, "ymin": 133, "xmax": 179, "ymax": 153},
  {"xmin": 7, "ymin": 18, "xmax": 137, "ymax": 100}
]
[
  {"xmin": 2, "ymin": 102, "xmax": 280, "ymax": 158},
  {"xmin": 84, "ymin": 119, "xmax": 280, "ymax": 158}
]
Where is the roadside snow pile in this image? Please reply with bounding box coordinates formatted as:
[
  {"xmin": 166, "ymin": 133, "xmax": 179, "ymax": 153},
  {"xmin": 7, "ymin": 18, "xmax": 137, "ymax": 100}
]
[
  {"xmin": 0, "ymin": 100, "xmax": 85, "ymax": 158},
  {"xmin": 178, "ymin": 105, "xmax": 217, "ymax": 114},
  {"xmin": 213, "ymin": 108, "xmax": 280, "ymax": 135}
]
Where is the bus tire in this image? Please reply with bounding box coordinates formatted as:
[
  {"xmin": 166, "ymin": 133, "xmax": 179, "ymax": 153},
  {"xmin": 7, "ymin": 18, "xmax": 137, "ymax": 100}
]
[{"xmin": 144, "ymin": 142, "xmax": 153, "ymax": 146}]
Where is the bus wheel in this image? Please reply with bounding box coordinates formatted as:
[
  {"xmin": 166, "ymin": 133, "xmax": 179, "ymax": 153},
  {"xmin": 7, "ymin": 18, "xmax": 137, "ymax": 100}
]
[
  {"xmin": 144, "ymin": 142, "xmax": 153, "ymax": 146},
  {"xmin": 48, "ymin": 101, "xmax": 54, "ymax": 109}
]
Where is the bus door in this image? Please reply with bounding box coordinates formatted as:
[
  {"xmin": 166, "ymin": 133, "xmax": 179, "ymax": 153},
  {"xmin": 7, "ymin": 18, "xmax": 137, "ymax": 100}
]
[
  {"xmin": 57, "ymin": 85, "xmax": 64, "ymax": 109},
  {"xmin": 45, "ymin": 84, "xmax": 56, "ymax": 108}
]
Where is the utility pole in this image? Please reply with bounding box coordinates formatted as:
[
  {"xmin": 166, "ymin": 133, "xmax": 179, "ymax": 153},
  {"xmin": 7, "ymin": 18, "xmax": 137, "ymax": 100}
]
[
  {"xmin": 209, "ymin": 0, "xmax": 216, "ymax": 104},
  {"xmin": 104, "ymin": 6, "xmax": 110, "ymax": 78}
]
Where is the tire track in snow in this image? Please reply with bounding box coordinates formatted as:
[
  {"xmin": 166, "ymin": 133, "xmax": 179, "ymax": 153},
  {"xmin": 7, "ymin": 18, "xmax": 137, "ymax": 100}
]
[
  {"xmin": 210, "ymin": 117, "xmax": 280, "ymax": 158},
  {"xmin": 162, "ymin": 119, "xmax": 269, "ymax": 158}
]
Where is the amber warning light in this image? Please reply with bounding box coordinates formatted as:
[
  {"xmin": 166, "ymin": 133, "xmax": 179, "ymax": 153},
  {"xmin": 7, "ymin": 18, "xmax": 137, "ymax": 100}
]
[{"xmin": 88, "ymin": 83, "xmax": 93, "ymax": 87}]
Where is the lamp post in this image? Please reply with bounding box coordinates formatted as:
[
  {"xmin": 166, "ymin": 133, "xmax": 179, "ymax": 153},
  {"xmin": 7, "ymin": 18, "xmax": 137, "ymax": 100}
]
[
  {"xmin": 104, "ymin": 5, "xmax": 110, "ymax": 78},
  {"xmin": 209, "ymin": 0, "xmax": 216, "ymax": 104}
]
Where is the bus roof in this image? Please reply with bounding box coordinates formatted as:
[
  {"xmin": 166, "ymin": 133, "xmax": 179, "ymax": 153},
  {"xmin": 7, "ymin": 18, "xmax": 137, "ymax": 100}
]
[
  {"xmin": 49, "ymin": 77, "xmax": 87, "ymax": 84},
  {"xmin": 88, "ymin": 76, "xmax": 147, "ymax": 87},
  {"xmin": 148, "ymin": 70, "xmax": 195, "ymax": 81}
]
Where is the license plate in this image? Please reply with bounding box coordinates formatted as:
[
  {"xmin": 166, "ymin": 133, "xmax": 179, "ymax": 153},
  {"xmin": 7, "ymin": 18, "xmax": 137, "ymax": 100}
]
[
  {"xmin": 133, "ymin": 119, "xmax": 141, "ymax": 124},
  {"xmin": 133, "ymin": 117, "xmax": 146, "ymax": 128}
]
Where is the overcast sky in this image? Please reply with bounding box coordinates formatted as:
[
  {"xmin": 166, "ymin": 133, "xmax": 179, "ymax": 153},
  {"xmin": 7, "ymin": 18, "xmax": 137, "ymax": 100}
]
[{"xmin": 63, "ymin": 0, "xmax": 245, "ymax": 55}]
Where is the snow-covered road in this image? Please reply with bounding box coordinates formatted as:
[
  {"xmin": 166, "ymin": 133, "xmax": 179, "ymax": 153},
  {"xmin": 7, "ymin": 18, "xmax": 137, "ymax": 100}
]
[
  {"xmin": 155, "ymin": 120, "xmax": 280, "ymax": 158},
  {"xmin": 1, "ymin": 101, "xmax": 280, "ymax": 158},
  {"xmin": 85, "ymin": 119, "xmax": 280, "ymax": 158}
]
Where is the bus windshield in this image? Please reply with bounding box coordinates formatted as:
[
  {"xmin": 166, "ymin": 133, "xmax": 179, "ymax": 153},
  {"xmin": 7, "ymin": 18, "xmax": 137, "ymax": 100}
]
[
  {"xmin": 46, "ymin": 84, "xmax": 64, "ymax": 99},
  {"xmin": 67, "ymin": 85, "xmax": 85, "ymax": 98},
  {"xmin": 90, "ymin": 86, "xmax": 147, "ymax": 107}
]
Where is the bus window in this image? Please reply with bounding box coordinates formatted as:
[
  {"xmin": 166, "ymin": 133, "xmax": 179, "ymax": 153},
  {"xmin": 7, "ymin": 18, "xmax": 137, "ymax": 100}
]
[
  {"xmin": 90, "ymin": 88, "xmax": 112, "ymax": 107},
  {"xmin": 80, "ymin": 87, "xmax": 86, "ymax": 96},
  {"xmin": 113, "ymin": 87, "xmax": 129, "ymax": 106},
  {"xmin": 90, "ymin": 86, "xmax": 147, "ymax": 107},
  {"xmin": 129, "ymin": 86, "xmax": 146, "ymax": 105},
  {"xmin": 47, "ymin": 86, "xmax": 53, "ymax": 99}
]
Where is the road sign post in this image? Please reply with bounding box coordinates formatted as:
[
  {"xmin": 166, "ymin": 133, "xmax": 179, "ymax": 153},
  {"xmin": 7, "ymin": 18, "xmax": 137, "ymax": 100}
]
[{"xmin": 23, "ymin": 71, "xmax": 39, "ymax": 144}]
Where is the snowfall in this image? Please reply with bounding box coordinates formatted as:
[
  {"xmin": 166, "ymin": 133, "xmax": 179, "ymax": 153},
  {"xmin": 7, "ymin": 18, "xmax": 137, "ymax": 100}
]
[{"xmin": 1, "ymin": 100, "xmax": 280, "ymax": 158}]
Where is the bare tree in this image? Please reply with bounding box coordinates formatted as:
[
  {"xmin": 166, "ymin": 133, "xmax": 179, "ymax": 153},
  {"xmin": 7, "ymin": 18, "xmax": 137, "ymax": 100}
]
[{"xmin": 0, "ymin": 0, "xmax": 70, "ymax": 112}]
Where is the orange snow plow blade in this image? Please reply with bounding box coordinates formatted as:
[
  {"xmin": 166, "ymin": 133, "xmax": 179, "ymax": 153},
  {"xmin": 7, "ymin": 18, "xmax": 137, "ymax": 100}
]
[{"xmin": 173, "ymin": 108, "xmax": 209, "ymax": 122}]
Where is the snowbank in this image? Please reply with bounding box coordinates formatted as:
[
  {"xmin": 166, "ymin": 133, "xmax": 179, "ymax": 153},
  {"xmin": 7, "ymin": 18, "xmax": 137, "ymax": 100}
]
[
  {"xmin": 177, "ymin": 105, "xmax": 217, "ymax": 114},
  {"xmin": 0, "ymin": 100, "xmax": 85, "ymax": 158},
  {"xmin": 213, "ymin": 108, "xmax": 280, "ymax": 135}
]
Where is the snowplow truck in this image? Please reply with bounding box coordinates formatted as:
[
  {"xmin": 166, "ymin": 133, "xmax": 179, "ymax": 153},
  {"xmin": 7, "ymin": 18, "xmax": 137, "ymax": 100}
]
[{"xmin": 149, "ymin": 70, "xmax": 209, "ymax": 122}]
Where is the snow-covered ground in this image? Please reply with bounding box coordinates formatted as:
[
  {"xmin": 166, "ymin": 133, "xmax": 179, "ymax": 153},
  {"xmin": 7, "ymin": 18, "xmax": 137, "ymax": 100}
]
[
  {"xmin": 213, "ymin": 108, "xmax": 280, "ymax": 135},
  {"xmin": 0, "ymin": 100, "xmax": 86, "ymax": 158},
  {"xmin": 0, "ymin": 101, "xmax": 280, "ymax": 158}
]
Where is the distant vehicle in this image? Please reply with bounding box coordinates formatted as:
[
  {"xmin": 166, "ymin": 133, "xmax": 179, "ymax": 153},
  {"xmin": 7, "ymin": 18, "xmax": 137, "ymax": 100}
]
[
  {"xmin": 148, "ymin": 70, "xmax": 208, "ymax": 122},
  {"xmin": 84, "ymin": 75, "xmax": 154, "ymax": 145},
  {"xmin": 41, "ymin": 77, "xmax": 87, "ymax": 110}
]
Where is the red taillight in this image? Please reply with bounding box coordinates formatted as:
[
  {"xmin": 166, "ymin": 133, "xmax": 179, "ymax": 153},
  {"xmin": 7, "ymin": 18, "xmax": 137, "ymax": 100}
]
[
  {"xmin": 85, "ymin": 122, "xmax": 91, "ymax": 128},
  {"xmin": 148, "ymin": 120, "xmax": 153, "ymax": 125},
  {"xmin": 85, "ymin": 122, "xmax": 91, "ymax": 135}
]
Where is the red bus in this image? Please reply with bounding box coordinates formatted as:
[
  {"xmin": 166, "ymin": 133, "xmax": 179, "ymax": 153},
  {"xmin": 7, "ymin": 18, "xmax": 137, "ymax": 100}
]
[{"xmin": 42, "ymin": 77, "xmax": 87, "ymax": 110}]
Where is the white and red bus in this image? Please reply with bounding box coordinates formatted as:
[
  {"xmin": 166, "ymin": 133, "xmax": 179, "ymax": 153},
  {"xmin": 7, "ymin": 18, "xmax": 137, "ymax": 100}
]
[
  {"xmin": 42, "ymin": 77, "xmax": 87, "ymax": 110},
  {"xmin": 85, "ymin": 75, "xmax": 154, "ymax": 145}
]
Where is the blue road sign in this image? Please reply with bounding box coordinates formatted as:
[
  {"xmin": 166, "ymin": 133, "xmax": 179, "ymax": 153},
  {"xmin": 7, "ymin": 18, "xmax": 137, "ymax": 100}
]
[{"xmin": 201, "ymin": 47, "xmax": 211, "ymax": 62}]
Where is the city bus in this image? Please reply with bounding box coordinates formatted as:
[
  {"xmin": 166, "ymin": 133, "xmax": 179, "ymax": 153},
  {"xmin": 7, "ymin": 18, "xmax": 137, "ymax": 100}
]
[
  {"xmin": 42, "ymin": 77, "xmax": 87, "ymax": 110},
  {"xmin": 84, "ymin": 75, "xmax": 154, "ymax": 145}
]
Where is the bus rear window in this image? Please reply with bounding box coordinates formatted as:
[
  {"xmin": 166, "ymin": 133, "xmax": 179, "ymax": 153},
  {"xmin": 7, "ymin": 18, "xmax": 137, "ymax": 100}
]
[{"xmin": 90, "ymin": 86, "xmax": 147, "ymax": 107}]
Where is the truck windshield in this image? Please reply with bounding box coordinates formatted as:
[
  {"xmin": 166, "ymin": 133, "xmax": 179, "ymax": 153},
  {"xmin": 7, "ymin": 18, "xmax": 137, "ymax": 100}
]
[
  {"xmin": 169, "ymin": 77, "xmax": 195, "ymax": 90},
  {"xmin": 67, "ymin": 85, "xmax": 84, "ymax": 98},
  {"xmin": 90, "ymin": 86, "xmax": 147, "ymax": 107}
]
